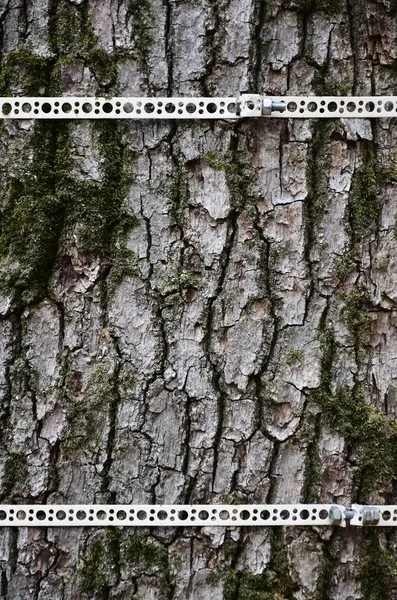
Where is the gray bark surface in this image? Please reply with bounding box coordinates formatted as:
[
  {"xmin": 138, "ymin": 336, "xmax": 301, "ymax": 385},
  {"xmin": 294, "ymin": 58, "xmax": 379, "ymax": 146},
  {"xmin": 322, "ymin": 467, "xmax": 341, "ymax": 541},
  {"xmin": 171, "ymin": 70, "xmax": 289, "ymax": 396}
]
[{"xmin": 0, "ymin": 0, "xmax": 397, "ymax": 598}]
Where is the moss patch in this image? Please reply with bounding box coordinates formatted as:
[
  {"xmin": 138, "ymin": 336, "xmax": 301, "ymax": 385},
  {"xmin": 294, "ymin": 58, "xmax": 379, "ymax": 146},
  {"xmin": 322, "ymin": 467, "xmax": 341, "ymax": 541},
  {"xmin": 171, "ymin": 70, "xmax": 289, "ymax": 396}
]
[
  {"xmin": 79, "ymin": 530, "xmax": 120, "ymax": 598},
  {"xmin": 304, "ymin": 121, "xmax": 334, "ymax": 253},
  {"xmin": 348, "ymin": 143, "xmax": 381, "ymax": 243},
  {"xmin": 169, "ymin": 164, "xmax": 190, "ymax": 224},
  {"xmin": 0, "ymin": 122, "xmax": 68, "ymax": 305},
  {"xmin": 48, "ymin": 0, "xmax": 130, "ymax": 89},
  {"xmin": 205, "ymin": 150, "xmax": 259, "ymax": 211},
  {"xmin": 312, "ymin": 65, "xmax": 351, "ymax": 96},
  {"xmin": 209, "ymin": 530, "xmax": 297, "ymax": 600},
  {"xmin": 80, "ymin": 531, "xmax": 175, "ymax": 598},
  {"xmin": 0, "ymin": 49, "xmax": 51, "ymax": 95},
  {"xmin": 389, "ymin": 0, "xmax": 397, "ymax": 17},
  {"xmin": 0, "ymin": 119, "xmax": 138, "ymax": 308},
  {"xmin": 1, "ymin": 453, "xmax": 28, "ymax": 500},
  {"xmin": 126, "ymin": 0, "xmax": 155, "ymax": 71},
  {"xmin": 360, "ymin": 532, "xmax": 397, "ymax": 600},
  {"xmin": 68, "ymin": 121, "xmax": 137, "ymax": 255},
  {"xmin": 342, "ymin": 288, "xmax": 372, "ymax": 349},
  {"xmin": 311, "ymin": 327, "xmax": 397, "ymax": 500},
  {"xmin": 160, "ymin": 267, "xmax": 200, "ymax": 295},
  {"xmin": 67, "ymin": 366, "xmax": 114, "ymax": 451}
]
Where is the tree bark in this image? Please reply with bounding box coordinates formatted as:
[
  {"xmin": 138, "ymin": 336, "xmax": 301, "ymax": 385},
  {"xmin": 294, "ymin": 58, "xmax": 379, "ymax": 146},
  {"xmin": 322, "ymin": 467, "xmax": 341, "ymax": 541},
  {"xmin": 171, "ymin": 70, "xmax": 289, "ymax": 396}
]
[{"xmin": 0, "ymin": 0, "xmax": 397, "ymax": 598}]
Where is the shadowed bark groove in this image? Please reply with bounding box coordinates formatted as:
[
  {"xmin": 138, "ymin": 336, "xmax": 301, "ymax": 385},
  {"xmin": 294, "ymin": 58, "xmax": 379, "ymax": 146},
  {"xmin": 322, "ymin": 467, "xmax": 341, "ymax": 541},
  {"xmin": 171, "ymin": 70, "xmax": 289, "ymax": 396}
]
[{"xmin": 0, "ymin": 0, "xmax": 397, "ymax": 598}]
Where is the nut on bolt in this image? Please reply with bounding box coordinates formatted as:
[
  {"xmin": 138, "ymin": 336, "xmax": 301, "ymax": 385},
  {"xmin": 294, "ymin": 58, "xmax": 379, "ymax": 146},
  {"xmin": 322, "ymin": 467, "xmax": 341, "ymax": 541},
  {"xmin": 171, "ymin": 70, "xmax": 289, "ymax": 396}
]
[
  {"xmin": 262, "ymin": 98, "xmax": 287, "ymax": 115},
  {"xmin": 361, "ymin": 506, "xmax": 381, "ymax": 526},
  {"xmin": 329, "ymin": 505, "xmax": 344, "ymax": 525}
]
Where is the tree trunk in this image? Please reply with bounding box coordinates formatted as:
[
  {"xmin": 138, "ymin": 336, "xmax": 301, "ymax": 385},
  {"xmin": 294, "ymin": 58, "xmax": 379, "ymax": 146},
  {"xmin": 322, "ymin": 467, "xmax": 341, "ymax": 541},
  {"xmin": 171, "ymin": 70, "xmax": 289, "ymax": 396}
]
[{"xmin": 0, "ymin": 0, "xmax": 397, "ymax": 598}]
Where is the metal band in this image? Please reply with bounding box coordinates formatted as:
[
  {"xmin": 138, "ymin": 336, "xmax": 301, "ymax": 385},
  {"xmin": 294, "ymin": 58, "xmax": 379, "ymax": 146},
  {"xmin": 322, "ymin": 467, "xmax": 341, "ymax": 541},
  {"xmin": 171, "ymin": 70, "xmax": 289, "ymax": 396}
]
[
  {"xmin": 0, "ymin": 97, "xmax": 238, "ymax": 119},
  {"xmin": 350, "ymin": 504, "xmax": 394, "ymax": 527},
  {"xmin": 0, "ymin": 95, "xmax": 395, "ymax": 119},
  {"xmin": 265, "ymin": 96, "xmax": 397, "ymax": 118},
  {"xmin": 0, "ymin": 504, "xmax": 345, "ymax": 527}
]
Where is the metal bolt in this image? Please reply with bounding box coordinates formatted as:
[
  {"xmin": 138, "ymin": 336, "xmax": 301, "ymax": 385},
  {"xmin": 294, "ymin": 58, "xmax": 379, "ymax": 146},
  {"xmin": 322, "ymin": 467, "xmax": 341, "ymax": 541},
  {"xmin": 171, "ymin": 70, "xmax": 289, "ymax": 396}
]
[
  {"xmin": 329, "ymin": 505, "xmax": 343, "ymax": 525},
  {"xmin": 271, "ymin": 101, "xmax": 286, "ymax": 113},
  {"xmin": 262, "ymin": 98, "xmax": 287, "ymax": 115},
  {"xmin": 344, "ymin": 509, "xmax": 356, "ymax": 522}
]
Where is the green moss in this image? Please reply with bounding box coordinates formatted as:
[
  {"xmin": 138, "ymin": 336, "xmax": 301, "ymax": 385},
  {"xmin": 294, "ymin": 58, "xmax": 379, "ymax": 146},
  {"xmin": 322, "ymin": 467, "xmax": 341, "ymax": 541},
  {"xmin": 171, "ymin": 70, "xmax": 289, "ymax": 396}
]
[
  {"xmin": 0, "ymin": 118, "xmax": 138, "ymax": 308},
  {"xmin": 79, "ymin": 530, "xmax": 120, "ymax": 597},
  {"xmin": 121, "ymin": 533, "xmax": 175, "ymax": 594},
  {"xmin": 121, "ymin": 533, "xmax": 168, "ymax": 570},
  {"xmin": 80, "ymin": 532, "xmax": 175, "ymax": 598},
  {"xmin": 49, "ymin": 1, "xmax": 95, "ymax": 56},
  {"xmin": 1, "ymin": 453, "xmax": 28, "ymax": 499},
  {"xmin": 0, "ymin": 49, "xmax": 51, "ymax": 95},
  {"xmin": 360, "ymin": 532, "xmax": 397, "ymax": 600},
  {"xmin": 286, "ymin": 348, "xmax": 303, "ymax": 363},
  {"xmin": 301, "ymin": 415, "xmax": 322, "ymax": 502},
  {"xmin": 67, "ymin": 367, "xmax": 114, "ymax": 450},
  {"xmin": 107, "ymin": 246, "xmax": 139, "ymax": 293},
  {"xmin": 69, "ymin": 121, "xmax": 137, "ymax": 256},
  {"xmin": 210, "ymin": 530, "xmax": 296, "ymax": 600},
  {"xmin": 376, "ymin": 159, "xmax": 397, "ymax": 185},
  {"xmin": 0, "ymin": 122, "xmax": 68, "ymax": 305},
  {"xmin": 169, "ymin": 165, "xmax": 190, "ymax": 224},
  {"xmin": 49, "ymin": 1, "xmax": 121, "ymax": 86},
  {"xmin": 310, "ymin": 327, "xmax": 397, "ymax": 499},
  {"xmin": 205, "ymin": 151, "xmax": 258, "ymax": 211},
  {"xmin": 312, "ymin": 66, "xmax": 351, "ymax": 96},
  {"xmin": 315, "ymin": 535, "xmax": 341, "ymax": 600},
  {"xmin": 342, "ymin": 288, "xmax": 372, "ymax": 349},
  {"xmin": 304, "ymin": 121, "xmax": 334, "ymax": 252},
  {"xmin": 127, "ymin": 0, "xmax": 155, "ymax": 70},
  {"xmin": 160, "ymin": 267, "xmax": 200, "ymax": 295},
  {"xmin": 348, "ymin": 143, "xmax": 381, "ymax": 243},
  {"xmin": 332, "ymin": 248, "xmax": 357, "ymax": 282}
]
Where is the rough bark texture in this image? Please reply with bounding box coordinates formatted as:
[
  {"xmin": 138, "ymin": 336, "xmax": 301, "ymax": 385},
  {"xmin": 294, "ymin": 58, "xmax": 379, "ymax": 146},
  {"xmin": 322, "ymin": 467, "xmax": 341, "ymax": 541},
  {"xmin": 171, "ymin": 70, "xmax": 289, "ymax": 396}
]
[{"xmin": 0, "ymin": 0, "xmax": 397, "ymax": 598}]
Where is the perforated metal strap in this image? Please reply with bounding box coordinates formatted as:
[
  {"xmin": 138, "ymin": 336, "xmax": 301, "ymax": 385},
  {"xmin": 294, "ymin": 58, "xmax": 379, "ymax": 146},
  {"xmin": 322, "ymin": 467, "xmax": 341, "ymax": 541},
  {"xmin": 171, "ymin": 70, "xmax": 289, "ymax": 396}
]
[
  {"xmin": 0, "ymin": 95, "xmax": 396, "ymax": 119},
  {"xmin": 241, "ymin": 95, "xmax": 397, "ymax": 118},
  {"xmin": 350, "ymin": 505, "xmax": 394, "ymax": 526},
  {"xmin": 0, "ymin": 504, "xmax": 345, "ymax": 527}
]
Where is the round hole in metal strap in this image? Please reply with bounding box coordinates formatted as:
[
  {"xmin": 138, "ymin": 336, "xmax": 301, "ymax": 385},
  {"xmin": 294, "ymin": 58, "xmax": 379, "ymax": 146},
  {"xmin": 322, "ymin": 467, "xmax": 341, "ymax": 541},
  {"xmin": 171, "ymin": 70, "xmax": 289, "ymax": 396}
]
[
  {"xmin": 219, "ymin": 510, "xmax": 230, "ymax": 520},
  {"xmin": 123, "ymin": 102, "xmax": 134, "ymax": 113},
  {"xmin": 239, "ymin": 510, "xmax": 250, "ymax": 521}
]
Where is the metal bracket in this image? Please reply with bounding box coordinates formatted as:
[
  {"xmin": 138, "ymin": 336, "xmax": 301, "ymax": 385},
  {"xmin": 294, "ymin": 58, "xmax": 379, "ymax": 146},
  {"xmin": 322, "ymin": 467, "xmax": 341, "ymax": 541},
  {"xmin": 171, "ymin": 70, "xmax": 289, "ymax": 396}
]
[
  {"xmin": 0, "ymin": 504, "xmax": 393, "ymax": 526},
  {"xmin": 0, "ymin": 95, "xmax": 396, "ymax": 119},
  {"xmin": 350, "ymin": 505, "xmax": 384, "ymax": 526},
  {"xmin": 0, "ymin": 504, "xmax": 345, "ymax": 527}
]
